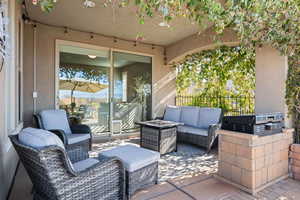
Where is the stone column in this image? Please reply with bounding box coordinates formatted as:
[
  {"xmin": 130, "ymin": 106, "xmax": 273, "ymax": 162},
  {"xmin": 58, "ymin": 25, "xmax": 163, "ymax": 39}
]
[{"xmin": 255, "ymin": 45, "xmax": 292, "ymax": 128}]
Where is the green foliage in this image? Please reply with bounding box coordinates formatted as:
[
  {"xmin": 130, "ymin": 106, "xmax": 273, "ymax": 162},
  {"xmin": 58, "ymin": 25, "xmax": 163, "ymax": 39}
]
[
  {"xmin": 175, "ymin": 46, "xmax": 255, "ymax": 114},
  {"xmin": 32, "ymin": 0, "xmax": 57, "ymax": 12},
  {"xmin": 175, "ymin": 46, "xmax": 255, "ymax": 96}
]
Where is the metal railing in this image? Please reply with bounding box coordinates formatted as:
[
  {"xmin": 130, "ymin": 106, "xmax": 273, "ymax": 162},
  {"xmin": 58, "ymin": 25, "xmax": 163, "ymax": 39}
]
[{"xmin": 175, "ymin": 95, "xmax": 255, "ymax": 116}]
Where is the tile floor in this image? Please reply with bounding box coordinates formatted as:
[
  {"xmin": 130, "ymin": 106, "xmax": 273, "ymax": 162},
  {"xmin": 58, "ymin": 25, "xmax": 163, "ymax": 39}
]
[
  {"xmin": 132, "ymin": 175, "xmax": 300, "ymax": 200},
  {"xmin": 8, "ymin": 139, "xmax": 300, "ymax": 200},
  {"xmin": 10, "ymin": 162, "xmax": 300, "ymax": 200}
]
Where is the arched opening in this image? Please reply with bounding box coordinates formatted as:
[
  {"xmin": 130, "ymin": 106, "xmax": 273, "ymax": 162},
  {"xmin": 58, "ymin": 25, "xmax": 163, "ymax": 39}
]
[{"xmin": 174, "ymin": 45, "xmax": 255, "ymax": 116}]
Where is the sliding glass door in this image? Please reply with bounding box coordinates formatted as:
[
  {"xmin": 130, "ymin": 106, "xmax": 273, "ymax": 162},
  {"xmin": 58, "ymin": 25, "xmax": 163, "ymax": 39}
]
[
  {"xmin": 57, "ymin": 41, "xmax": 152, "ymax": 137},
  {"xmin": 111, "ymin": 52, "xmax": 152, "ymax": 134}
]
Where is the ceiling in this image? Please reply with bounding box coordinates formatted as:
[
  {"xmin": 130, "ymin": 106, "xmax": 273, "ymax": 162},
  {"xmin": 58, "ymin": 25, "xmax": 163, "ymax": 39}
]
[{"xmin": 25, "ymin": 0, "xmax": 202, "ymax": 46}]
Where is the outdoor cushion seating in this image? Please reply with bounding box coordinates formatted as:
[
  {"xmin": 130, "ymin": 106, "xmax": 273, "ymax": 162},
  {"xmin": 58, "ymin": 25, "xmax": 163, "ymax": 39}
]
[
  {"xmin": 10, "ymin": 128, "xmax": 126, "ymax": 200},
  {"xmin": 100, "ymin": 144, "xmax": 160, "ymax": 199},
  {"xmin": 72, "ymin": 158, "xmax": 100, "ymax": 172},
  {"xmin": 34, "ymin": 109, "xmax": 92, "ymax": 162},
  {"xmin": 161, "ymin": 105, "xmax": 223, "ymax": 152},
  {"xmin": 163, "ymin": 105, "xmax": 181, "ymax": 122},
  {"xmin": 177, "ymin": 126, "xmax": 208, "ymax": 136},
  {"xmin": 66, "ymin": 134, "xmax": 91, "ymax": 145},
  {"xmin": 19, "ymin": 127, "xmax": 65, "ymax": 149}
]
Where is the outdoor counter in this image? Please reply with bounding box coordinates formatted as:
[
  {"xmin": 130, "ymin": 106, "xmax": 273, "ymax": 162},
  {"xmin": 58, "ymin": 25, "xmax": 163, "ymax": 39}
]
[{"xmin": 215, "ymin": 128, "xmax": 294, "ymax": 194}]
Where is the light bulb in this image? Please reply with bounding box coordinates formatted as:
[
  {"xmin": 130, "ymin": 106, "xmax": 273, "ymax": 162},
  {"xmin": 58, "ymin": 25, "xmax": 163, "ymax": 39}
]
[{"xmin": 88, "ymin": 55, "xmax": 97, "ymax": 59}]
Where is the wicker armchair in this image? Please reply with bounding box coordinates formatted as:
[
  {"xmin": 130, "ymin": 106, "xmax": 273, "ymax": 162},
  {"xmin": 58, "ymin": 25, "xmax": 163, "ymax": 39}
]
[
  {"xmin": 34, "ymin": 109, "xmax": 92, "ymax": 162},
  {"xmin": 10, "ymin": 134, "xmax": 126, "ymax": 200}
]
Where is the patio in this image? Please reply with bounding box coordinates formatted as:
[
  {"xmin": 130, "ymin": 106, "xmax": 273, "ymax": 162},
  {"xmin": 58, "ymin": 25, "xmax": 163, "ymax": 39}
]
[
  {"xmin": 1, "ymin": 0, "xmax": 300, "ymax": 200},
  {"xmin": 9, "ymin": 139, "xmax": 300, "ymax": 200}
]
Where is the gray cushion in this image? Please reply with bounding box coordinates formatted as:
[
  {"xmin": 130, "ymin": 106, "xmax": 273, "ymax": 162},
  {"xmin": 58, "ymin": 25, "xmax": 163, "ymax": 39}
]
[
  {"xmin": 163, "ymin": 105, "xmax": 181, "ymax": 122},
  {"xmin": 66, "ymin": 134, "xmax": 91, "ymax": 145},
  {"xmin": 198, "ymin": 108, "xmax": 222, "ymax": 129},
  {"xmin": 19, "ymin": 127, "xmax": 65, "ymax": 149},
  {"xmin": 100, "ymin": 144, "xmax": 160, "ymax": 172},
  {"xmin": 40, "ymin": 109, "xmax": 72, "ymax": 134},
  {"xmin": 177, "ymin": 126, "xmax": 208, "ymax": 136},
  {"xmin": 180, "ymin": 106, "xmax": 200, "ymax": 127},
  {"xmin": 72, "ymin": 158, "xmax": 99, "ymax": 172}
]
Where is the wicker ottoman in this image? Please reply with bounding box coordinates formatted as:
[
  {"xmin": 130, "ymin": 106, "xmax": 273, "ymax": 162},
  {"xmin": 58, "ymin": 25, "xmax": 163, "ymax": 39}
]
[{"xmin": 99, "ymin": 144, "xmax": 160, "ymax": 199}]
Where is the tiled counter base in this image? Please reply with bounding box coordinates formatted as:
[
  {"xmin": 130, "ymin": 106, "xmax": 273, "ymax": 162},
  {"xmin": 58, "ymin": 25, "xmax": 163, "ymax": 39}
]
[
  {"xmin": 290, "ymin": 144, "xmax": 300, "ymax": 180},
  {"xmin": 216, "ymin": 129, "xmax": 294, "ymax": 195}
]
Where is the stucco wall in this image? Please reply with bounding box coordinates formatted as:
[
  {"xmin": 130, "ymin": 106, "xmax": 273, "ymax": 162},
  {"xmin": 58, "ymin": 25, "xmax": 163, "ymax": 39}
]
[
  {"xmin": 255, "ymin": 45, "xmax": 291, "ymax": 127},
  {"xmin": 0, "ymin": 1, "xmax": 21, "ymax": 199},
  {"xmin": 23, "ymin": 23, "xmax": 176, "ymax": 126},
  {"xmin": 166, "ymin": 27, "xmax": 239, "ymax": 64}
]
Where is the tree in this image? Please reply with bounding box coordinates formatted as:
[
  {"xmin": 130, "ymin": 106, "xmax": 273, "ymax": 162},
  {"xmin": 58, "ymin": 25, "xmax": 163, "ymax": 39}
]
[
  {"xmin": 59, "ymin": 64, "xmax": 107, "ymax": 113},
  {"xmin": 175, "ymin": 45, "xmax": 255, "ymax": 113}
]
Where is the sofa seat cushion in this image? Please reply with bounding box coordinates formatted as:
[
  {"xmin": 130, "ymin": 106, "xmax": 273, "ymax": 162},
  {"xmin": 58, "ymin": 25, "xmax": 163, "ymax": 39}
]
[
  {"xmin": 66, "ymin": 134, "xmax": 91, "ymax": 145},
  {"xmin": 100, "ymin": 144, "xmax": 160, "ymax": 172},
  {"xmin": 177, "ymin": 126, "xmax": 208, "ymax": 136},
  {"xmin": 198, "ymin": 108, "xmax": 222, "ymax": 129},
  {"xmin": 40, "ymin": 109, "xmax": 72, "ymax": 134},
  {"xmin": 163, "ymin": 106, "xmax": 181, "ymax": 122},
  {"xmin": 72, "ymin": 158, "xmax": 99, "ymax": 172},
  {"xmin": 19, "ymin": 127, "xmax": 65, "ymax": 149},
  {"xmin": 180, "ymin": 106, "xmax": 200, "ymax": 127}
]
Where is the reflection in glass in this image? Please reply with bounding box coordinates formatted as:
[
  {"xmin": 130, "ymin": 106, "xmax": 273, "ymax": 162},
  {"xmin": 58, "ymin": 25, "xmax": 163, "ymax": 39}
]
[
  {"xmin": 58, "ymin": 45, "xmax": 152, "ymax": 136},
  {"xmin": 58, "ymin": 45, "xmax": 110, "ymax": 134},
  {"xmin": 113, "ymin": 52, "xmax": 152, "ymax": 133}
]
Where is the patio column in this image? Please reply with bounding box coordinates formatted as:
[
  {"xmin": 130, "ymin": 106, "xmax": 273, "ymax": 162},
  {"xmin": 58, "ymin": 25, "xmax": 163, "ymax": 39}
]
[{"xmin": 255, "ymin": 45, "xmax": 292, "ymax": 128}]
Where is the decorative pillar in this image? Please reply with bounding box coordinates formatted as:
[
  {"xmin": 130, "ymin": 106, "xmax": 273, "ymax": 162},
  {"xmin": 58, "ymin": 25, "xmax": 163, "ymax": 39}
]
[{"xmin": 255, "ymin": 45, "xmax": 292, "ymax": 128}]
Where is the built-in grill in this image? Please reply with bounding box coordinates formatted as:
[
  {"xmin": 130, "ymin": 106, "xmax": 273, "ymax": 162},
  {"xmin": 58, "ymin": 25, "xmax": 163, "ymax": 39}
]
[{"xmin": 221, "ymin": 112, "xmax": 284, "ymax": 135}]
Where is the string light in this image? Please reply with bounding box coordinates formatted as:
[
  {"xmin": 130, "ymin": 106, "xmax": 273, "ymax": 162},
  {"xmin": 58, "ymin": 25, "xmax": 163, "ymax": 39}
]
[
  {"xmin": 64, "ymin": 27, "xmax": 68, "ymax": 34},
  {"xmin": 90, "ymin": 32, "xmax": 94, "ymax": 40},
  {"xmin": 164, "ymin": 48, "xmax": 167, "ymax": 65}
]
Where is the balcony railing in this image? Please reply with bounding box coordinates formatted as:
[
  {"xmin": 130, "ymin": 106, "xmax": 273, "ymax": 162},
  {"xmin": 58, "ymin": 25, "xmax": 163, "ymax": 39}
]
[{"xmin": 175, "ymin": 95, "xmax": 255, "ymax": 116}]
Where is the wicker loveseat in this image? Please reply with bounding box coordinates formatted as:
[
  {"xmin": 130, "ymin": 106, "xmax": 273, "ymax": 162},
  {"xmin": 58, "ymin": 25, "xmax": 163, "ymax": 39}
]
[
  {"xmin": 10, "ymin": 128, "xmax": 125, "ymax": 200},
  {"xmin": 160, "ymin": 106, "xmax": 222, "ymax": 152},
  {"xmin": 34, "ymin": 109, "xmax": 92, "ymax": 162}
]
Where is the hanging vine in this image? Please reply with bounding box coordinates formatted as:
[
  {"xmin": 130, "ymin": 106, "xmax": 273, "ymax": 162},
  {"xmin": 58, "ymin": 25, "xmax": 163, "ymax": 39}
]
[{"xmin": 175, "ymin": 46, "xmax": 255, "ymax": 96}]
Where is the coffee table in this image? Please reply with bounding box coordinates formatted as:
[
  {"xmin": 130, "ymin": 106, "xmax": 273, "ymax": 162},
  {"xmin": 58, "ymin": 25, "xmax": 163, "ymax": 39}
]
[{"xmin": 136, "ymin": 120, "xmax": 183, "ymax": 155}]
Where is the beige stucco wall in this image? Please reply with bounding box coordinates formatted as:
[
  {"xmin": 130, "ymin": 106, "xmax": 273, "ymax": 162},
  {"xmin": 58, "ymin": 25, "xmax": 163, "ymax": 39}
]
[
  {"xmin": 23, "ymin": 23, "xmax": 176, "ymax": 126},
  {"xmin": 166, "ymin": 27, "xmax": 239, "ymax": 64},
  {"xmin": 255, "ymin": 45, "xmax": 291, "ymax": 127}
]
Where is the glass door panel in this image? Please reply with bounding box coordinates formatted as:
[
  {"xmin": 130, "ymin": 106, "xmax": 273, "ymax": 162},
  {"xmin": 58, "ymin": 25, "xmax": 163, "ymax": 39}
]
[
  {"xmin": 58, "ymin": 45, "xmax": 110, "ymax": 136},
  {"xmin": 112, "ymin": 52, "xmax": 152, "ymax": 134}
]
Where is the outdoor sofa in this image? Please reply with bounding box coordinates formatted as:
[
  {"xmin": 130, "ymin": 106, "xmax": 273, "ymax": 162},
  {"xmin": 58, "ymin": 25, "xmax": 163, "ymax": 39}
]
[
  {"xmin": 10, "ymin": 128, "xmax": 125, "ymax": 200},
  {"xmin": 34, "ymin": 109, "xmax": 92, "ymax": 162},
  {"xmin": 159, "ymin": 106, "xmax": 222, "ymax": 152}
]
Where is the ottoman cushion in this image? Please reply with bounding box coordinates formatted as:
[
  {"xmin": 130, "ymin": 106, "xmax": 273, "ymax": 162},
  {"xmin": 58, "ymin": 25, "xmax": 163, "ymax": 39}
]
[{"xmin": 100, "ymin": 144, "xmax": 160, "ymax": 172}]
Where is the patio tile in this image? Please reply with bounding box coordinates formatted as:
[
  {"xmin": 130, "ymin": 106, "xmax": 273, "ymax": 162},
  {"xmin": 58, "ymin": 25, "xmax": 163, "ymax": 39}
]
[
  {"xmin": 9, "ymin": 164, "xmax": 32, "ymax": 200},
  {"xmin": 150, "ymin": 190, "xmax": 193, "ymax": 200},
  {"xmin": 181, "ymin": 177, "xmax": 240, "ymax": 200},
  {"xmin": 132, "ymin": 182, "xmax": 177, "ymax": 200},
  {"xmin": 168, "ymin": 174, "xmax": 213, "ymax": 188}
]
